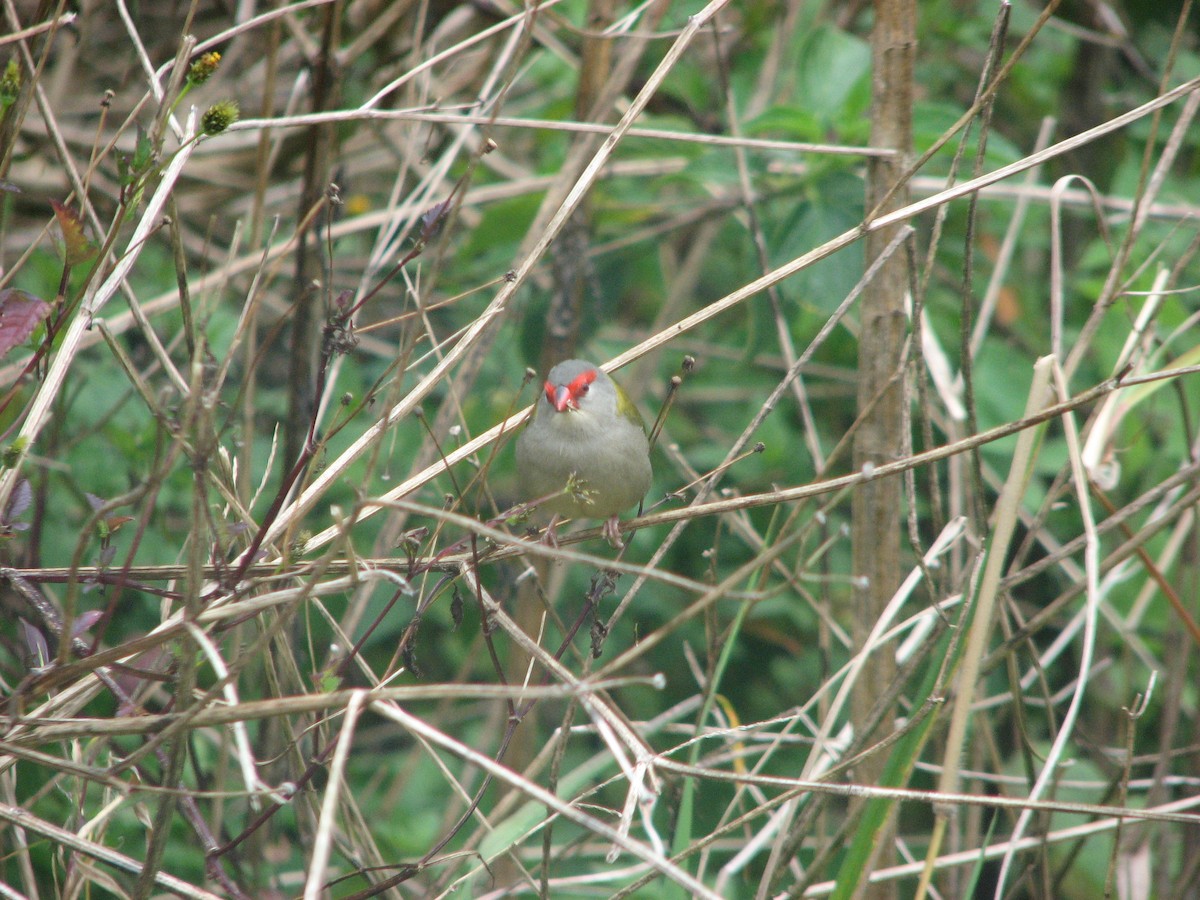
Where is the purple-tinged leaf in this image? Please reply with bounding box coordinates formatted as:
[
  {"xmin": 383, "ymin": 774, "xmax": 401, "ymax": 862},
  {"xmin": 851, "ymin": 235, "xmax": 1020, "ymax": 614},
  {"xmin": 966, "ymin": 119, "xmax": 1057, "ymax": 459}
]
[
  {"xmin": 6, "ymin": 477, "xmax": 31, "ymax": 520},
  {"xmin": 0, "ymin": 289, "xmax": 50, "ymax": 359},
  {"xmin": 19, "ymin": 618, "xmax": 49, "ymax": 668},
  {"xmin": 421, "ymin": 199, "xmax": 451, "ymax": 240},
  {"xmin": 114, "ymin": 646, "xmax": 173, "ymax": 711},
  {"xmin": 72, "ymin": 610, "xmax": 103, "ymax": 638}
]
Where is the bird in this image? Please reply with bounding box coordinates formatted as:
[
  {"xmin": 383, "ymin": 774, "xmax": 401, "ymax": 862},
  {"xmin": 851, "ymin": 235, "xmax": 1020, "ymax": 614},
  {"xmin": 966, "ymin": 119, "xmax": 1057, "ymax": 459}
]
[{"xmin": 515, "ymin": 359, "xmax": 653, "ymax": 549}]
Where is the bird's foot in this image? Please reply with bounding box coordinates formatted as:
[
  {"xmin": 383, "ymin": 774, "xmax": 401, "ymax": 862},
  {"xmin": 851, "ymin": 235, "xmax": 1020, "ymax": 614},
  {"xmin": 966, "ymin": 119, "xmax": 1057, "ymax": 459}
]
[{"xmin": 603, "ymin": 515, "xmax": 625, "ymax": 550}]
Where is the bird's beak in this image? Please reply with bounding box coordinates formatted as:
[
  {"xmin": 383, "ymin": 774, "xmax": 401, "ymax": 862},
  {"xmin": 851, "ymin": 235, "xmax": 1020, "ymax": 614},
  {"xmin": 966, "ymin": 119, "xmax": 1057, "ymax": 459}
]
[{"xmin": 551, "ymin": 385, "xmax": 573, "ymax": 412}]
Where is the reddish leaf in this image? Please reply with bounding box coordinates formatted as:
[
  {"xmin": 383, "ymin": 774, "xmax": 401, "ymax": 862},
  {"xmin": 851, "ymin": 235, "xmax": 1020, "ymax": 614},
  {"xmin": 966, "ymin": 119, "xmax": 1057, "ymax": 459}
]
[
  {"xmin": 0, "ymin": 289, "xmax": 50, "ymax": 359},
  {"xmin": 50, "ymin": 200, "xmax": 96, "ymax": 266},
  {"xmin": 104, "ymin": 514, "xmax": 134, "ymax": 535}
]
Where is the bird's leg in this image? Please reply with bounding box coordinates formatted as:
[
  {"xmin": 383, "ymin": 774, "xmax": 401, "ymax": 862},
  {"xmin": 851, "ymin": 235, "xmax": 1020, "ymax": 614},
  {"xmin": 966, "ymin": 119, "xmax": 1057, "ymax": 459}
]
[{"xmin": 603, "ymin": 515, "xmax": 625, "ymax": 550}]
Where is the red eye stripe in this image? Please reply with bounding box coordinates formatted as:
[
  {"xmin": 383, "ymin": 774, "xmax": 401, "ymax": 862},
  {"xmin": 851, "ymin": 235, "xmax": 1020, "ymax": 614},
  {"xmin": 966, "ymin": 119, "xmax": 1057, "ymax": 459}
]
[{"xmin": 567, "ymin": 369, "xmax": 598, "ymax": 398}]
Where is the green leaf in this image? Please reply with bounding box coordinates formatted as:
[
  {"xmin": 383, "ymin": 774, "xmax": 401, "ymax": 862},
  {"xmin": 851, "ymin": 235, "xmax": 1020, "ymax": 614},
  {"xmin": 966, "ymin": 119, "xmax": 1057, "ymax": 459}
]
[{"xmin": 794, "ymin": 26, "xmax": 871, "ymax": 126}]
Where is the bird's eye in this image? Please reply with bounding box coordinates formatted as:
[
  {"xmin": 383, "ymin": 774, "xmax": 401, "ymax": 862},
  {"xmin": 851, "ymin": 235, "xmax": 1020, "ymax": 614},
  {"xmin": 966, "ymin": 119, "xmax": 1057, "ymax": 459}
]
[{"xmin": 565, "ymin": 369, "xmax": 598, "ymax": 401}]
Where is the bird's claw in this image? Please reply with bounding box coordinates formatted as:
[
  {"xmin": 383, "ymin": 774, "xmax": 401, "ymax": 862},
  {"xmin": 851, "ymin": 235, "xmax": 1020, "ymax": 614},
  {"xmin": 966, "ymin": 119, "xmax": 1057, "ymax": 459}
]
[{"xmin": 603, "ymin": 516, "xmax": 625, "ymax": 550}]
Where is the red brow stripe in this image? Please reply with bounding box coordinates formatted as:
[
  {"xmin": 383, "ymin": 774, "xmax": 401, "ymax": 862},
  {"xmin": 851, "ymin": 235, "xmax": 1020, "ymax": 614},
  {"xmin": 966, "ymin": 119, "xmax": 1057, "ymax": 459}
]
[{"xmin": 568, "ymin": 370, "xmax": 598, "ymax": 396}]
